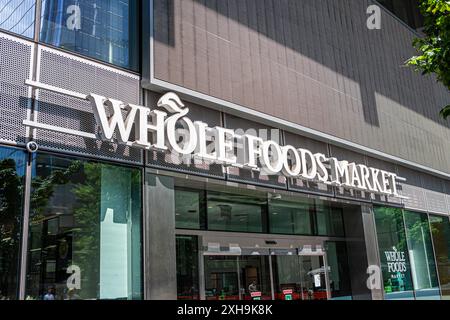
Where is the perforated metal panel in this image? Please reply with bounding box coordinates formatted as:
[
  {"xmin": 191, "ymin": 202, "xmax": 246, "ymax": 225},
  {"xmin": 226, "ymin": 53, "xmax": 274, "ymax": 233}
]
[
  {"xmin": 367, "ymin": 157, "xmax": 402, "ymax": 205},
  {"xmin": 227, "ymin": 166, "xmax": 287, "ymax": 190},
  {"xmin": 288, "ymin": 178, "xmax": 334, "ymax": 196},
  {"xmin": 34, "ymin": 46, "xmax": 142, "ymax": 164},
  {"xmin": 0, "ymin": 32, "xmax": 33, "ymax": 145},
  {"xmin": 425, "ymin": 190, "xmax": 448, "ymax": 214},
  {"xmin": 400, "ymin": 184, "xmax": 427, "ymax": 212},
  {"xmin": 147, "ymin": 150, "xmax": 225, "ymax": 178},
  {"xmin": 419, "ymin": 173, "xmax": 447, "ymax": 214}
]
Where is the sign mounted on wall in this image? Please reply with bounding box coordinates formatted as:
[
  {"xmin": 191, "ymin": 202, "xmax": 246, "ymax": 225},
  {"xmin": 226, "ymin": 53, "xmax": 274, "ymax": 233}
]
[{"xmin": 23, "ymin": 79, "xmax": 406, "ymax": 199}]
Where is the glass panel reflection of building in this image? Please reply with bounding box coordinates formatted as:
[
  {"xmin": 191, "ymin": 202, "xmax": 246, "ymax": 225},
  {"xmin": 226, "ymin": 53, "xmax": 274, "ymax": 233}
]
[
  {"xmin": 0, "ymin": 0, "xmax": 35, "ymax": 38},
  {"xmin": 40, "ymin": 0, "xmax": 138, "ymax": 70}
]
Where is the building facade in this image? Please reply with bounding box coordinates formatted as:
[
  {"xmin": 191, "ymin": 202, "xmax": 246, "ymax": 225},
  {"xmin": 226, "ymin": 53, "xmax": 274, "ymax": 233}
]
[{"xmin": 0, "ymin": 0, "xmax": 449, "ymax": 301}]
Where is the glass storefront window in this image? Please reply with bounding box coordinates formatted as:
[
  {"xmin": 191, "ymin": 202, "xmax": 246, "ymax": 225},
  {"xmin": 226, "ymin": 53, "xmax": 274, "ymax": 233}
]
[
  {"xmin": 0, "ymin": 0, "xmax": 35, "ymax": 38},
  {"xmin": 204, "ymin": 256, "xmax": 240, "ymax": 300},
  {"xmin": 39, "ymin": 0, "xmax": 138, "ymax": 70},
  {"xmin": 429, "ymin": 215, "xmax": 450, "ymax": 299},
  {"xmin": 25, "ymin": 154, "xmax": 142, "ymax": 300},
  {"xmin": 374, "ymin": 206, "xmax": 414, "ymax": 300},
  {"xmin": 404, "ymin": 210, "xmax": 440, "ymax": 299},
  {"xmin": 268, "ymin": 198, "xmax": 313, "ymax": 235},
  {"xmin": 207, "ymin": 192, "xmax": 266, "ymax": 233},
  {"xmin": 176, "ymin": 235, "xmax": 199, "ymax": 300},
  {"xmin": 175, "ymin": 189, "xmax": 204, "ymax": 230},
  {"xmin": 0, "ymin": 146, "xmax": 26, "ymax": 300},
  {"xmin": 315, "ymin": 201, "xmax": 345, "ymax": 237}
]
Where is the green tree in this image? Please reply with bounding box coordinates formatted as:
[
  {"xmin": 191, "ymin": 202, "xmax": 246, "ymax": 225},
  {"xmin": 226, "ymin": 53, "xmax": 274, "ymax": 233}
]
[{"xmin": 407, "ymin": 0, "xmax": 450, "ymax": 119}]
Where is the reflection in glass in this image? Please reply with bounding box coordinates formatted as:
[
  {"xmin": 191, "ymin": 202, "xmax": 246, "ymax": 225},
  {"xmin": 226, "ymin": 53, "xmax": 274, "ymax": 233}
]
[
  {"xmin": 0, "ymin": 0, "xmax": 35, "ymax": 38},
  {"xmin": 203, "ymin": 255, "xmax": 272, "ymax": 301},
  {"xmin": 316, "ymin": 200, "xmax": 345, "ymax": 237},
  {"xmin": 272, "ymin": 255, "xmax": 302, "ymax": 300},
  {"xmin": 238, "ymin": 256, "xmax": 272, "ymax": 300},
  {"xmin": 269, "ymin": 199, "xmax": 313, "ymax": 235},
  {"xmin": 25, "ymin": 154, "xmax": 142, "ymax": 300},
  {"xmin": 429, "ymin": 215, "xmax": 450, "ymax": 299},
  {"xmin": 374, "ymin": 206, "xmax": 414, "ymax": 300},
  {"xmin": 325, "ymin": 242, "xmax": 352, "ymax": 299},
  {"xmin": 272, "ymin": 254, "xmax": 328, "ymax": 300},
  {"xmin": 40, "ymin": 0, "xmax": 138, "ymax": 70},
  {"xmin": 0, "ymin": 146, "xmax": 26, "ymax": 300},
  {"xmin": 204, "ymin": 256, "xmax": 239, "ymax": 300},
  {"xmin": 175, "ymin": 189, "xmax": 204, "ymax": 230},
  {"xmin": 404, "ymin": 210, "xmax": 440, "ymax": 299},
  {"xmin": 207, "ymin": 192, "xmax": 266, "ymax": 233},
  {"xmin": 176, "ymin": 235, "xmax": 199, "ymax": 300}
]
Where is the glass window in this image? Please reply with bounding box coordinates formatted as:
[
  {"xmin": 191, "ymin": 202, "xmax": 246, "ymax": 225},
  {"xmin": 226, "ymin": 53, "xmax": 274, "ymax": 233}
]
[
  {"xmin": 269, "ymin": 198, "xmax": 313, "ymax": 235},
  {"xmin": 204, "ymin": 256, "xmax": 239, "ymax": 300},
  {"xmin": 175, "ymin": 189, "xmax": 204, "ymax": 230},
  {"xmin": 207, "ymin": 191, "xmax": 266, "ymax": 233},
  {"xmin": 325, "ymin": 241, "xmax": 352, "ymax": 300},
  {"xmin": 374, "ymin": 206, "xmax": 414, "ymax": 300},
  {"xmin": 0, "ymin": 146, "xmax": 26, "ymax": 300},
  {"xmin": 25, "ymin": 154, "xmax": 142, "ymax": 300},
  {"xmin": 429, "ymin": 215, "xmax": 450, "ymax": 299},
  {"xmin": 176, "ymin": 235, "xmax": 199, "ymax": 300},
  {"xmin": 203, "ymin": 255, "xmax": 272, "ymax": 301},
  {"xmin": 238, "ymin": 255, "xmax": 272, "ymax": 300},
  {"xmin": 0, "ymin": 0, "xmax": 35, "ymax": 38},
  {"xmin": 315, "ymin": 201, "xmax": 345, "ymax": 237},
  {"xmin": 404, "ymin": 210, "xmax": 440, "ymax": 299},
  {"xmin": 39, "ymin": 0, "xmax": 138, "ymax": 70}
]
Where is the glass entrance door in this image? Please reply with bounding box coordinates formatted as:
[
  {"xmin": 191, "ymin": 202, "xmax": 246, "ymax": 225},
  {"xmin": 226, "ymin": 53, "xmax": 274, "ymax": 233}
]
[
  {"xmin": 203, "ymin": 251, "xmax": 330, "ymax": 300},
  {"xmin": 272, "ymin": 254, "xmax": 329, "ymax": 300},
  {"xmin": 238, "ymin": 255, "xmax": 272, "ymax": 300},
  {"xmin": 204, "ymin": 256, "xmax": 240, "ymax": 300},
  {"xmin": 203, "ymin": 255, "xmax": 272, "ymax": 300}
]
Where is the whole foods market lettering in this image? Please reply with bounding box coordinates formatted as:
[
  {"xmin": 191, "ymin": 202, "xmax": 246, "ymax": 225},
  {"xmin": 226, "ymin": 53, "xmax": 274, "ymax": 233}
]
[
  {"xmin": 384, "ymin": 247, "xmax": 407, "ymax": 278},
  {"xmin": 22, "ymin": 80, "xmax": 405, "ymax": 198}
]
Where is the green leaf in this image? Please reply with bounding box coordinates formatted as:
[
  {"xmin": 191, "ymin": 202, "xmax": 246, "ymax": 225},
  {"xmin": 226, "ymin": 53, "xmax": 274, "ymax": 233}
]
[{"xmin": 439, "ymin": 104, "xmax": 450, "ymax": 119}]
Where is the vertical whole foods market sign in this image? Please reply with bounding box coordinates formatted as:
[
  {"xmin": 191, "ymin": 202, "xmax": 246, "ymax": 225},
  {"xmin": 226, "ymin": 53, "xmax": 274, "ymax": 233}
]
[{"xmin": 23, "ymin": 80, "xmax": 405, "ymax": 198}]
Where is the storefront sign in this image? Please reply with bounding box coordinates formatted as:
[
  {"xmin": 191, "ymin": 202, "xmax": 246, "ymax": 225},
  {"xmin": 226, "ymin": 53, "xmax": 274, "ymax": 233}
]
[
  {"xmin": 384, "ymin": 247, "xmax": 407, "ymax": 278},
  {"xmin": 23, "ymin": 80, "xmax": 405, "ymax": 198},
  {"xmin": 282, "ymin": 289, "xmax": 293, "ymax": 300},
  {"xmin": 314, "ymin": 274, "xmax": 322, "ymax": 287},
  {"xmin": 251, "ymin": 291, "xmax": 262, "ymax": 300}
]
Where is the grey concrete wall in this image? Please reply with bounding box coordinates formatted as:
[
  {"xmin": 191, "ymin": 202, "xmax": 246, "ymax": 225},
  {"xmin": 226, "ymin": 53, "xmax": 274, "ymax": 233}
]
[{"xmin": 151, "ymin": 0, "xmax": 450, "ymax": 174}]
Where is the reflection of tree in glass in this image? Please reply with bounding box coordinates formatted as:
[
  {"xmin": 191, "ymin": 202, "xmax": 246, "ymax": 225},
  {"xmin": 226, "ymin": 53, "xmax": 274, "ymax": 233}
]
[
  {"xmin": 375, "ymin": 207, "xmax": 408, "ymax": 253},
  {"xmin": 26, "ymin": 160, "xmax": 82, "ymax": 299},
  {"xmin": 0, "ymin": 159, "xmax": 22, "ymax": 297},
  {"xmin": 30, "ymin": 161, "xmax": 82, "ymax": 221},
  {"xmin": 70, "ymin": 162, "xmax": 102, "ymax": 300},
  {"xmin": 405, "ymin": 216, "xmax": 438, "ymax": 244},
  {"xmin": 70, "ymin": 163, "xmax": 140, "ymax": 300}
]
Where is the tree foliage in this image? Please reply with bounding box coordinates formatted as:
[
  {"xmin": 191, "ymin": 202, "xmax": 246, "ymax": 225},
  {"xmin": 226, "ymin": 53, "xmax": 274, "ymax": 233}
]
[{"xmin": 407, "ymin": 0, "xmax": 450, "ymax": 119}]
